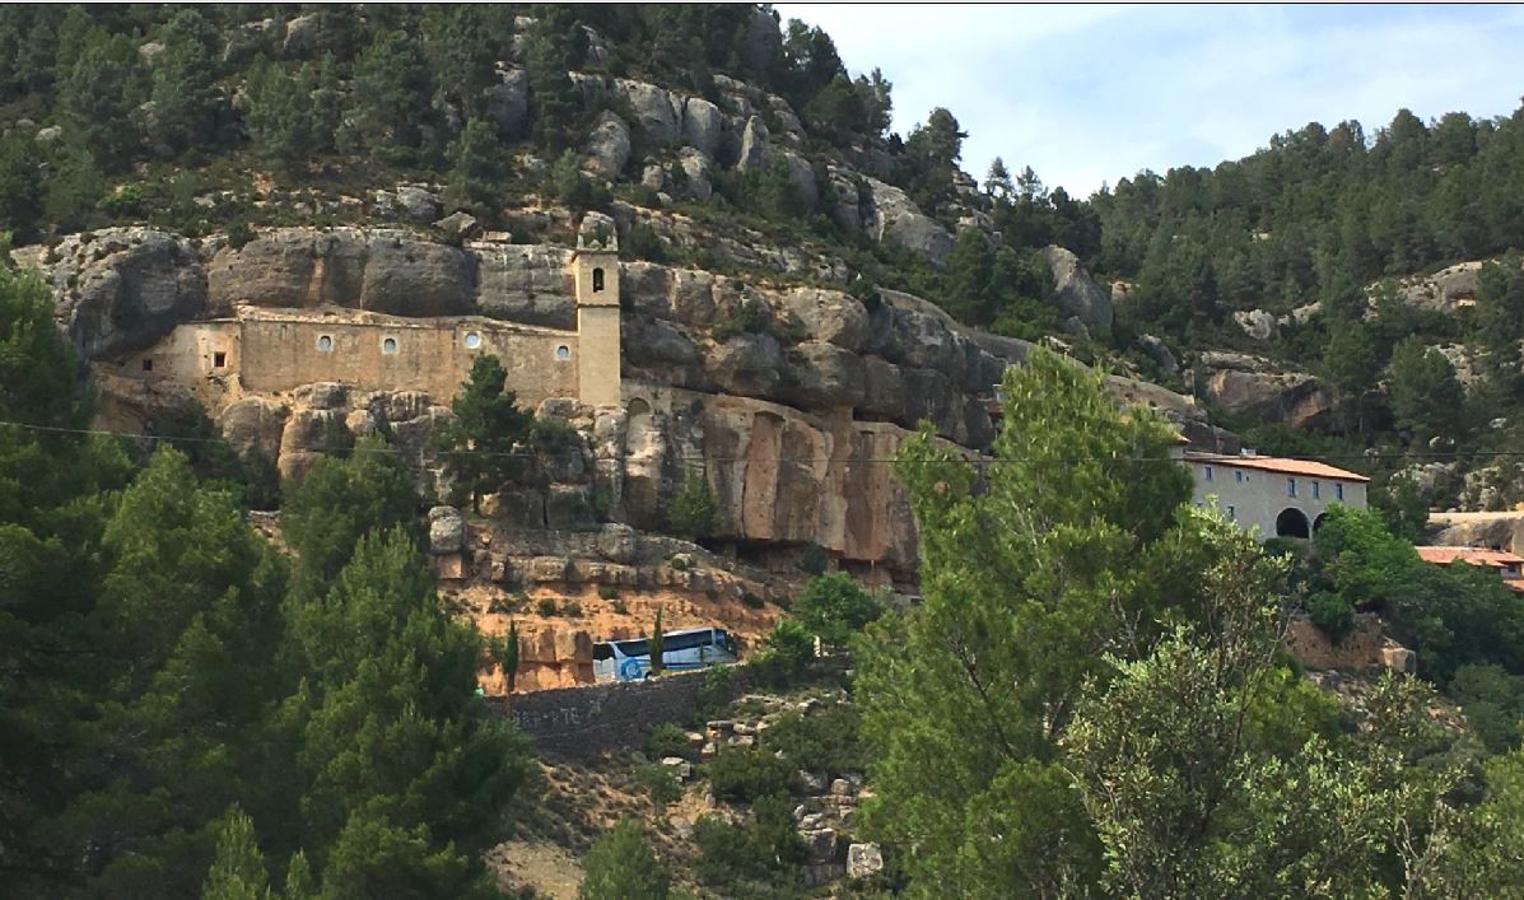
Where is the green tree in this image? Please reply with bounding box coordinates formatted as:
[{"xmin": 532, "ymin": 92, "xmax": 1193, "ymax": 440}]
[
  {"xmin": 854, "ymin": 347, "xmax": 1204, "ymax": 895},
  {"xmin": 524, "ymin": 6, "xmax": 584, "ymax": 152},
  {"xmin": 204, "ymin": 805, "xmax": 274, "ymax": 900},
  {"xmin": 281, "ymin": 437, "xmax": 418, "ymax": 585},
  {"xmin": 1387, "ymin": 335, "xmax": 1464, "ymax": 443},
  {"xmin": 150, "ymin": 8, "xmax": 221, "ymax": 156},
  {"xmin": 494, "ymin": 619, "xmax": 521, "ymax": 692},
  {"xmin": 984, "ymin": 156, "xmax": 1014, "ymax": 199},
  {"xmin": 433, "ymin": 354, "xmax": 533, "ymax": 514},
  {"xmin": 649, "ymin": 606, "xmax": 665, "ymax": 676},
  {"xmin": 344, "ymin": 29, "xmax": 436, "ymax": 163},
  {"xmin": 793, "ymin": 572, "xmax": 880, "ymax": 649},
  {"xmin": 58, "ymin": 31, "xmax": 143, "ymax": 170},
  {"xmin": 245, "ymin": 57, "xmax": 340, "ymax": 173},
  {"xmin": 445, "ymin": 117, "xmax": 508, "ymax": 212},
  {"xmin": 579, "ymin": 821, "xmax": 670, "ymax": 900}
]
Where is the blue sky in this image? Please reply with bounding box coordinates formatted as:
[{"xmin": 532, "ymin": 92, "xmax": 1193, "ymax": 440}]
[{"xmin": 774, "ymin": 4, "xmax": 1524, "ymax": 198}]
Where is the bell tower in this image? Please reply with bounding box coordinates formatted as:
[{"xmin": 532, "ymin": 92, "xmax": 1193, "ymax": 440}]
[{"xmin": 572, "ymin": 227, "xmax": 622, "ymax": 407}]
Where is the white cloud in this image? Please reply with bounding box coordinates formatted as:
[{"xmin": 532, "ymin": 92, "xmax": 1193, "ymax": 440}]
[{"xmin": 775, "ymin": 3, "xmax": 1524, "ymax": 196}]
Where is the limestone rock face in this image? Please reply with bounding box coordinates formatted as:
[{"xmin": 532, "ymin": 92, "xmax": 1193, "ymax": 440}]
[
  {"xmin": 737, "ymin": 116, "xmax": 769, "ymax": 171},
  {"xmin": 1041, "ymin": 245, "xmax": 1112, "ymax": 331},
  {"xmin": 473, "ymin": 245, "xmax": 575, "ymax": 329},
  {"xmin": 780, "ymin": 148, "xmax": 818, "ymax": 213},
  {"xmin": 847, "ymin": 843, "xmax": 884, "ymax": 880},
  {"xmin": 218, "ymin": 396, "xmax": 290, "ymax": 464},
  {"xmin": 781, "ymin": 288, "xmax": 869, "ymax": 351},
  {"xmin": 1232, "ymin": 308, "xmax": 1277, "ymax": 340},
  {"xmin": 1196, "ymin": 351, "xmax": 1335, "ymax": 431},
  {"xmin": 1429, "ymin": 511, "xmax": 1524, "ymax": 556},
  {"xmin": 584, "ymin": 109, "xmax": 631, "ymax": 180},
  {"xmin": 41, "ymin": 228, "xmax": 207, "ymax": 362},
  {"xmin": 706, "ymin": 333, "xmax": 784, "ymax": 397},
  {"xmin": 1138, "ymin": 333, "xmax": 1178, "ymax": 374},
  {"xmin": 1390, "ymin": 260, "xmax": 1487, "ymax": 313},
  {"xmin": 207, "ymin": 228, "xmax": 474, "ymax": 317},
  {"xmin": 612, "ymin": 78, "xmax": 683, "ymax": 146},
  {"xmin": 864, "ymin": 178, "xmax": 953, "ymax": 264},
  {"xmin": 676, "ymin": 147, "xmax": 713, "ymax": 202}
]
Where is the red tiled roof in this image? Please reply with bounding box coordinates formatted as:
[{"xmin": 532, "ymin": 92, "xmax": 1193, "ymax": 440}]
[
  {"xmin": 1414, "ymin": 546, "xmax": 1524, "ymax": 568},
  {"xmin": 1182, "ymin": 452, "xmax": 1370, "ymax": 482}
]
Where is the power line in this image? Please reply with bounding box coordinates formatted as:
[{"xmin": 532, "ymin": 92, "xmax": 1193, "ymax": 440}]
[{"xmin": 0, "ymin": 418, "xmax": 1513, "ymax": 469}]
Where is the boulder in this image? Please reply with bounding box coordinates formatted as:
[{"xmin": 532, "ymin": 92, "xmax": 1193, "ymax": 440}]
[
  {"xmin": 683, "ymin": 97, "xmax": 724, "ymax": 158},
  {"xmin": 484, "ymin": 67, "xmax": 530, "ymax": 140},
  {"xmin": 779, "ymin": 149, "xmax": 818, "ymax": 212},
  {"xmin": 1196, "ymin": 352, "xmax": 1336, "ymax": 431},
  {"xmin": 35, "ymin": 125, "xmax": 63, "ymax": 146},
  {"xmin": 1041, "ymin": 245, "xmax": 1112, "ymax": 331},
  {"xmin": 43, "ymin": 228, "xmax": 208, "ymax": 362},
  {"xmin": 595, "ymin": 523, "xmax": 639, "ymax": 564},
  {"xmin": 737, "ymin": 116, "xmax": 769, "ymax": 171},
  {"xmin": 781, "ymin": 288, "xmax": 869, "ymax": 351},
  {"xmin": 640, "ymin": 164, "xmax": 665, "ymax": 192},
  {"xmin": 546, "ymin": 484, "xmax": 596, "ymax": 530},
  {"xmin": 864, "ymin": 178, "xmax": 953, "ymax": 265},
  {"xmin": 1138, "ymin": 333, "xmax": 1178, "ymax": 375},
  {"xmin": 277, "ymin": 407, "xmax": 348, "ymax": 481},
  {"xmin": 676, "ymin": 147, "xmax": 713, "ymax": 202},
  {"xmin": 428, "ymin": 505, "xmax": 465, "ymax": 554},
  {"xmin": 584, "ymin": 110, "xmax": 631, "ymax": 180},
  {"xmin": 782, "ymin": 342, "xmax": 866, "ymax": 410},
  {"xmin": 826, "ymin": 166, "xmax": 863, "ymax": 232},
  {"xmin": 1232, "ymin": 308, "xmax": 1277, "ymax": 340},
  {"xmin": 800, "ymin": 828, "xmax": 839, "ymax": 863},
  {"xmin": 846, "ymin": 843, "xmax": 884, "ymax": 880},
  {"xmin": 392, "ymin": 185, "xmax": 440, "ymax": 224},
  {"xmin": 612, "ymin": 79, "xmax": 682, "ymax": 146}
]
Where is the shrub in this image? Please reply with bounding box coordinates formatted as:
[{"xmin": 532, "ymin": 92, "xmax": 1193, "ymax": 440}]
[
  {"xmin": 693, "ymin": 666, "xmax": 737, "ymax": 724},
  {"xmin": 226, "ymin": 219, "xmax": 255, "ymax": 250},
  {"xmin": 612, "ymin": 599, "xmax": 628, "ymax": 615},
  {"xmin": 579, "ymin": 820, "xmax": 670, "ymax": 900},
  {"xmin": 598, "ymin": 585, "xmax": 620, "ymax": 601},
  {"xmin": 1306, "ymin": 592, "xmax": 1356, "ymax": 645},
  {"xmin": 794, "ymin": 572, "xmax": 881, "ymax": 649},
  {"xmin": 754, "ymin": 619, "xmax": 815, "ymax": 688},
  {"xmin": 624, "ymin": 220, "xmax": 667, "ymax": 261},
  {"xmin": 742, "ymin": 592, "xmax": 765, "ymax": 610},
  {"xmin": 761, "ymin": 705, "xmax": 866, "ymax": 775},
  {"xmin": 562, "ymin": 600, "xmax": 583, "ymax": 618},
  {"xmin": 635, "ymin": 764, "xmax": 681, "ymax": 808},
  {"xmin": 706, "ymin": 747, "xmax": 792, "ymax": 804},
  {"xmin": 693, "ymin": 792, "xmax": 805, "ymax": 890},
  {"xmin": 645, "ymin": 722, "xmax": 693, "ymax": 761},
  {"xmin": 536, "ymin": 597, "xmax": 558, "ymax": 617},
  {"xmin": 668, "ymin": 471, "xmax": 718, "ymax": 540}
]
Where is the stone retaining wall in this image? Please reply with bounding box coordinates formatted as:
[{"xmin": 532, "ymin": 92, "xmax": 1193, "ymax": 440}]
[{"xmin": 492, "ymin": 667, "xmax": 724, "ymax": 757}]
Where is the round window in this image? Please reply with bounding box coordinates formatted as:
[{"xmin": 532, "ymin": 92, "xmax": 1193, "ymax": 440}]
[
  {"xmin": 316, "ymin": 334, "xmax": 334, "ymax": 352},
  {"xmin": 464, "ymin": 331, "xmax": 482, "ymax": 349},
  {"xmin": 381, "ymin": 337, "xmax": 398, "ymax": 354},
  {"xmin": 555, "ymin": 344, "xmax": 571, "ymax": 361}
]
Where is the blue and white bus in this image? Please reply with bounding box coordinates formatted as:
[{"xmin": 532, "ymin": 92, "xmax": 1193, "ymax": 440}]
[{"xmin": 593, "ymin": 626, "xmax": 739, "ymax": 682}]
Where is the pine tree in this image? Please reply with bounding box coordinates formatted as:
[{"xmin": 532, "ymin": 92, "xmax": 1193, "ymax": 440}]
[
  {"xmin": 433, "ymin": 354, "xmax": 533, "ymax": 514},
  {"xmin": 150, "ymin": 8, "xmax": 222, "ymax": 156},
  {"xmin": 579, "ymin": 821, "xmax": 671, "ymax": 900},
  {"xmin": 58, "ymin": 32, "xmax": 143, "ymax": 170},
  {"xmin": 203, "ymin": 805, "xmax": 273, "ymax": 900},
  {"xmin": 345, "ymin": 29, "xmax": 436, "ymax": 163},
  {"xmin": 985, "ymin": 157, "xmax": 1014, "ymax": 199},
  {"xmin": 445, "ymin": 117, "xmax": 508, "ymax": 212}
]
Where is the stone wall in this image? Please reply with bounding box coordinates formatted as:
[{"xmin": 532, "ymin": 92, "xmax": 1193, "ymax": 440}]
[
  {"xmin": 1285, "ymin": 613, "xmax": 1389, "ymax": 670},
  {"xmin": 494, "ymin": 667, "xmax": 721, "ymax": 757}
]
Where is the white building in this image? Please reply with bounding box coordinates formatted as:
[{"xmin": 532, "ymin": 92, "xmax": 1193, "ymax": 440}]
[{"xmin": 1178, "ymin": 449, "xmax": 1369, "ymax": 539}]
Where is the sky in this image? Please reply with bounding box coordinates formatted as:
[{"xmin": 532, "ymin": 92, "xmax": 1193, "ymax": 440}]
[{"xmin": 774, "ymin": 3, "xmax": 1524, "ymax": 198}]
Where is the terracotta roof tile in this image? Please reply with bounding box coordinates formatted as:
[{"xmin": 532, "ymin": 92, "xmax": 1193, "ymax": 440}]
[
  {"xmin": 1414, "ymin": 546, "xmax": 1524, "ymax": 568},
  {"xmin": 1181, "ymin": 452, "xmax": 1369, "ymax": 482}
]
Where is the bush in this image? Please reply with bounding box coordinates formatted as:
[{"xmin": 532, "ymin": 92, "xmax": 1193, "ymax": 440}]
[
  {"xmin": 706, "ymin": 746, "xmax": 792, "ymax": 804},
  {"xmin": 624, "ymin": 220, "xmax": 667, "ymax": 261},
  {"xmin": 536, "ymin": 597, "xmax": 558, "ymax": 617},
  {"xmin": 1306, "ymin": 593, "xmax": 1356, "ymax": 645},
  {"xmin": 668, "ymin": 471, "xmax": 718, "ymax": 540},
  {"xmin": 635, "ymin": 764, "xmax": 681, "ymax": 807},
  {"xmin": 693, "ymin": 666, "xmax": 737, "ymax": 724},
  {"xmin": 742, "ymin": 592, "xmax": 765, "ymax": 610},
  {"xmin": 693, "ymin": 792, "xmax": 806, "ymax": 890},
  {"xmin": 645, "ymin": 722, "xmax": 693, "ymax": 761},
  {"xmin": 794, "ymin": 572, "xmax": 881, "ymax": 649},
  {"xmin": 798, "ymin": 544, "xmax": 829, "ymax": 576},
  {"xmin": 562, "ymin": 600, "xmax": 583, "ymax": 618},
  {"xmin": 761, "ymin": 705, "xmax": 866, "ymax": 775},
  {"xmin": 753, "ymin": 619, "xmax": 815, "ymax": 688},
  {"xmin": 598, "ymin": 585, "xmax": 620, "ymax": 601},
  {"xmin": 226, "ymin": 219, "xmax": 255, "ymax": 250},
  {"xmin": 579, "ymin": 820, "xmax": 670, "ymax": 900}
]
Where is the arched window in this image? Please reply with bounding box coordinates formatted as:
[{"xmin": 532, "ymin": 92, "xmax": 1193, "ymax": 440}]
[
  {"xmin": 463, "ymin": 331, "xmax": 482, "ymax": 349},
  {"xmin": 381, "ymin": 336, "xmax": 398, "ymax": 355},
  {"xmin": 592, "ymin": 267, "xmax": 605, "ymax": 293},
  {"xmin": 1275, "ymin": 507, "xmax": 1311, "ymax": 539},
  {"xmin": 555, "ymin": 344, "xmax": 571, "ymax": 361},
  {"xmin": 316, "ymin": 335, "xmax": 334, "ymax": 352},
  {"xmin": 627, "ymin": 397, "xmax": 652, "ymax": 416}
]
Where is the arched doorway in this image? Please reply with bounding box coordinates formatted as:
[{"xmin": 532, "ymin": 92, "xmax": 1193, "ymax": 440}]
[
  {"xmin": 1276, "ymin": 507, "xmax": 1311, "ymax": 539},
  {"xmin": 1313, "ymin": 512, "xmax": 1328, "ymax": 532}
]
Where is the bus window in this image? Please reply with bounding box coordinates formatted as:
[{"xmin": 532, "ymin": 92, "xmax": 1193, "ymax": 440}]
[
  {"xmin": 616, "ymin": 639, "xmax": 649, "ymax": 657},
  {"xmin": 593, "ymin": 643, "xmax": 614, "ymax": 661}
]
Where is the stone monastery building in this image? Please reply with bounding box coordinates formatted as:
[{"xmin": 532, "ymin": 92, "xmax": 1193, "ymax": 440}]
[
  {"xmin": 122, "ymin": 233, "xmax": 625, "ymax": 413},
  {"xmin": 1178, "ymin": 447, "xmax": 1369, "ymax": 539}
]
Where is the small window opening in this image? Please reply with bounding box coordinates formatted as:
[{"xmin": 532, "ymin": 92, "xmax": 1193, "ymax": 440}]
[
  {"xmin": 1312, "ymin": 481, "xmax": 1321, "ymax": 499},
  {"xmin": 213, "ymin": 351, "xmax": 226, "ymax": 368},
  {"xmin": 592, "ymin": 267, "xmax": 605, "ymax": 293},
  {"xmin": 464, "ymin": 331, "xmax": 482, "ymax": 349},
  {"xmin": 555, "ymin": 344, "xmax": 571, "ymax": 361},
  {"xmin": 1235, "ymin": 470, "xmax": 1244, "ymax": 483},
  {"xmin": 1226, "ymin": 505, "xmax": 1236, "ymax": 520},
  {"xmin": 1204, "ymin": 465, "xmax": 1214, "ymax": 482},
  {"xmin": 1287, "ymin": 477, "xmax": 1297, "ymax": 497},
  {"xmin": 1336, "ymin": 483, "xmax": 1345, "ymax": 501},
  {"xmin": 381, "ymin": 337, "xmax": 398, "ymax": 355},
  {"xmin": 317, "ymin": 335, "xmax": 334, "ymax": 352},
  {"xmin": 141, "ymin": 358, "xmax": 153, "ymax": 372}
]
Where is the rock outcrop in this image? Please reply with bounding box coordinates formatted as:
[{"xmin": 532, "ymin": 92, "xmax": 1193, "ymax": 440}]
[
  {"xmin": 864, "ymin": 178, "xmax": 953, "ymax": 264},
  {"xmin": 1042, "ymin": 245, "xmax": 1112, "ymax": 331},
  {"xmin": 27, "ymin": 228, "xmax": 207, "ymax": 362},
  {"xmin": 1194, "ymin": 351, "xmax": 1336, "ymax": 431},
  {"xmin": 584, "ymin": 110, "xmax": 632, "ymax": 180}
]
